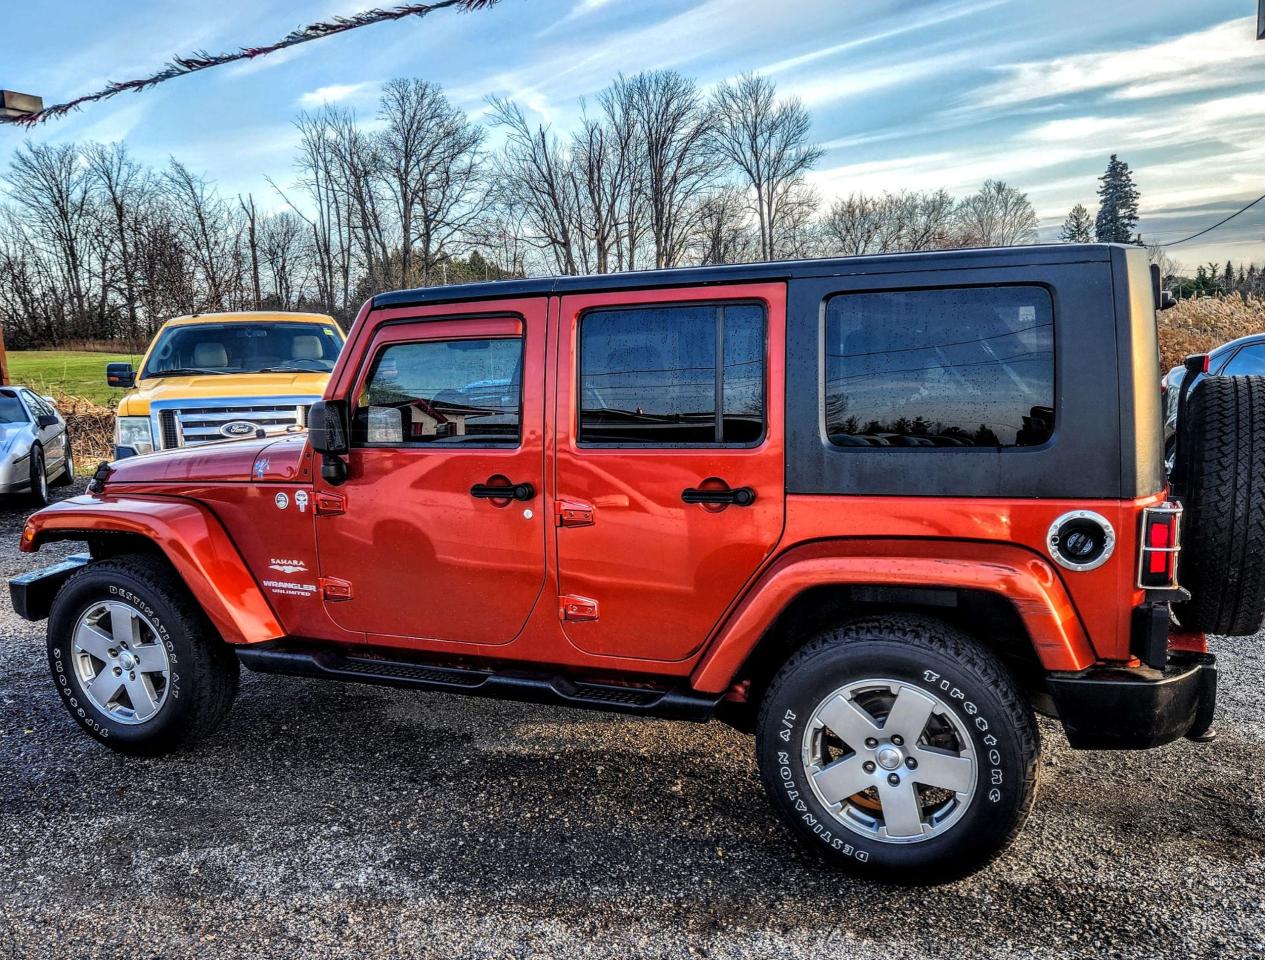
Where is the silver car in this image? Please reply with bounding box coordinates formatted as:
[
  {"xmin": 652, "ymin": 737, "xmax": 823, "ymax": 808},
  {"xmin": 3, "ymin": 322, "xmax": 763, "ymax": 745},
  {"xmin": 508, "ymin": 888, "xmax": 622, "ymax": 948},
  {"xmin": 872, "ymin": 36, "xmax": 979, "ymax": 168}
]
[{"xmin": 0, "ymin": 387, "xmax": 74, "ymax": 504}]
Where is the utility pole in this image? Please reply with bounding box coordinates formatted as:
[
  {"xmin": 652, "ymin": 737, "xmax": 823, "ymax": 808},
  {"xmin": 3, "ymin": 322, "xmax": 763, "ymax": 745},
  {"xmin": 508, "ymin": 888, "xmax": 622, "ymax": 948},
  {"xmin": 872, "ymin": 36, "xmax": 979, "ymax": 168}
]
[
  {"xmin": 1260, "ymin": 0, "xmax": 1264, "ymax": 40},
  {"xmin": 0, "ymin": 93, "xmax": 38, "ymax": 382}
]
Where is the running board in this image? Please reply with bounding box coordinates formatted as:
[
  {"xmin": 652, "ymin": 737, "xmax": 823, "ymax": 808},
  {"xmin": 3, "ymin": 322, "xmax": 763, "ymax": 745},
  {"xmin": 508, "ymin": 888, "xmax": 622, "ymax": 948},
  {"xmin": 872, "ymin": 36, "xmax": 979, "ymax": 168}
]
[{"xmin": 235, "ymin": 643, "xmax": 721, "ymax": 722}]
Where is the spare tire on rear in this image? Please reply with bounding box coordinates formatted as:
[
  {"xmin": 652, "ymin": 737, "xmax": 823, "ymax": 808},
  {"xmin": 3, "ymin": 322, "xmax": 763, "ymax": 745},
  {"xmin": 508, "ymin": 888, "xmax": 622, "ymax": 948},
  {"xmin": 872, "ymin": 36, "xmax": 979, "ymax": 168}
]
[{"xmin": 1173, "ymin": 375, "xmax": 1265, "ymax": 636}]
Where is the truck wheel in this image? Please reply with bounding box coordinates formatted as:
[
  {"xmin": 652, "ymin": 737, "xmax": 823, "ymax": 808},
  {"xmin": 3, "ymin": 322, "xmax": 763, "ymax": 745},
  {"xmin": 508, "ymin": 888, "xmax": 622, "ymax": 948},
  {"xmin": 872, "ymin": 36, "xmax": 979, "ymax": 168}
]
[
  {"xmin": 756, "ymin": 615, "xmax": 1039, "ymax": 884},
  {"xmin": 1174, "ymin": 376, "xmax": 1265, "ymax": 636},
  {"xmin": 46, "ymin": 555, "xmax": 239, "ymax": 755}
]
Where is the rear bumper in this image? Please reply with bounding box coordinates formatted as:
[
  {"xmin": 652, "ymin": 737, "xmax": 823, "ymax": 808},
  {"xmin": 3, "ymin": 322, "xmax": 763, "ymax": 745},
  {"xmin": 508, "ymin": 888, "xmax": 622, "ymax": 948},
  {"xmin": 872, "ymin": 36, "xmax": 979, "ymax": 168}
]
[
  {"xmin": 1048, "ymin": 654, "xmax": 1216, "ymax": 749},
  {"xmin": 8, "ymin": 553, "xmax": 90, "ymax": 621}
]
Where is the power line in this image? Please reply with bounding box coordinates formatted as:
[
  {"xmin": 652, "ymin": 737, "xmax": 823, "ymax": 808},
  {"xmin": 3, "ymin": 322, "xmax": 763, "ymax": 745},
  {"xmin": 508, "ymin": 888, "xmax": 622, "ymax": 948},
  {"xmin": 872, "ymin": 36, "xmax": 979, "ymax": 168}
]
[
  {"xmin": 1156, "ymin": 192, "xmax": 1265, "ymax": 247},
  {"xmin": 0, "ymin": 1, "xmax": 499, "ymax": 127}
]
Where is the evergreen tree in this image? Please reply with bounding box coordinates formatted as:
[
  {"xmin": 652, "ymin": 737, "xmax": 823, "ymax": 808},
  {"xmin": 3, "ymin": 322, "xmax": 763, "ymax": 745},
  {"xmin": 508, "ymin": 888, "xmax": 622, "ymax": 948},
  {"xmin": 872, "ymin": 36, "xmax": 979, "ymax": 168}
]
[
  {"xmin": 1059, "ymin": 203, "xmax": 1094, "ymax": 243},
  {"xmin": 1095, "ymin": 154, "xmax": 1141, "ymax": 243}
]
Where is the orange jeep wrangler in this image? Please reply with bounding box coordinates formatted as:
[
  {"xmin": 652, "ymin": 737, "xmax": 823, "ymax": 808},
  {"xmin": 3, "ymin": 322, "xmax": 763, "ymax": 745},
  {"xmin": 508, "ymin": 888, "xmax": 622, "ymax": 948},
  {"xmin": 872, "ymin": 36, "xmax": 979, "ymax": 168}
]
[{"xmin": 12, "ymin": 244, "xmax": 1263, "ymax": 883}]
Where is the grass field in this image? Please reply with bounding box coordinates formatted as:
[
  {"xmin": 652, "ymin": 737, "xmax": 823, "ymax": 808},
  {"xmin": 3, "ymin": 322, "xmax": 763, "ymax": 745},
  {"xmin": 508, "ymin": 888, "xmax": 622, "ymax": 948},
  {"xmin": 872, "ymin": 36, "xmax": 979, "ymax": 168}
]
[{"xmin": 6, "ymin": 350, "xmax": 139, "ymax": 404}]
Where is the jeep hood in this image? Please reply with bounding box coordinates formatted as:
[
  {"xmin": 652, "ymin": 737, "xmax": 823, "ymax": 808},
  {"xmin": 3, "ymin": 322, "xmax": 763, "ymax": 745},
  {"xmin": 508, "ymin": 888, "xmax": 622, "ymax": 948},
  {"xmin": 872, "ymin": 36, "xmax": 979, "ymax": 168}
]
[
  {"xmin": 117, "ymin": 372, "xmax": 330, "ymax": 416},
  {"xmin": 104, "ymin": 433, "xmax": 310, "ymax": 484}
]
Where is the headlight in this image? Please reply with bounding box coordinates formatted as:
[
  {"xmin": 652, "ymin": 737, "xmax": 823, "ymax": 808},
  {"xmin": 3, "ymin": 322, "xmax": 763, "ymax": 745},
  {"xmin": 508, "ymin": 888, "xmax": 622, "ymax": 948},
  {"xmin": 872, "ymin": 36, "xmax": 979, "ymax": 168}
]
[{"xmin": 115, "ymin": 416, "xmax": 155, "ymax": 455}]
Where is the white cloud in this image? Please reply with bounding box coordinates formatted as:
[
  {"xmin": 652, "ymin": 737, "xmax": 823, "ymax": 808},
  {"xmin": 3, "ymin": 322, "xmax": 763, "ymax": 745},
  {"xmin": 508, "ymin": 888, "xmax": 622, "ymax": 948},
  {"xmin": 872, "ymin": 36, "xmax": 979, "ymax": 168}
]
[
  {"xmin": 976, "ymin": 17, "xmax": 1263, "ymax": 107},
  {"xmin": 296, "ymin": 82, "xmax": 375, "ymax": 108},
  {"xmin": 760, "ymin": 0, "xmax": 1013, "ymax": 77}
]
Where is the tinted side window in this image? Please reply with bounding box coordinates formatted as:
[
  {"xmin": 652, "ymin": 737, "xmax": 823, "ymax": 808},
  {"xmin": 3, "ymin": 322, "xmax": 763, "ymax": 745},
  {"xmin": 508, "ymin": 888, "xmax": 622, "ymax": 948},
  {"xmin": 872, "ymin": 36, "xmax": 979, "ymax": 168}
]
[
  {"xmin": 579, "ymin": 303, "xmax": 765, "ymax": 445},
  {"xmin": 1223, "ymin": 345, "xmax": 1265, "ymax": 376},
  {"xmin": 354, "ymin": 337, "xmax": 521, "ymax": 446},
  {"xmin": 825, "ymin": 286, "xmax": 1054, "ymax": 448}
]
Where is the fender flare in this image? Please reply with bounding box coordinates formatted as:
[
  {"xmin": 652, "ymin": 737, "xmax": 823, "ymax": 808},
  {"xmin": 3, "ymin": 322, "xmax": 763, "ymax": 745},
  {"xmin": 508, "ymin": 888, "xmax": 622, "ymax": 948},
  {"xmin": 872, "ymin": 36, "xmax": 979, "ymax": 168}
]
[
  {"xmin": 691, "ymin": 539, "xmax": 1095, "ymax": 694},
  {"xmin": 21, "ymin": 494, "xmax": 282, "ymax": 645}
]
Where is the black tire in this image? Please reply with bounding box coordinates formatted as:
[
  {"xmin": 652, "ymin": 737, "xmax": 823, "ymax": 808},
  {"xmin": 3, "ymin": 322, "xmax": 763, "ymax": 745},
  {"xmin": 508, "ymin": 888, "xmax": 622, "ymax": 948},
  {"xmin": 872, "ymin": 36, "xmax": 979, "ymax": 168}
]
[
  {"xmin": 756, "ymin": 615, "xmax": 1039, "ymax": 884},
  {"xmin": 47, "ymin": 554, "xmax": 239, "ymax": 755},
  {"xmin": 50, "ymin": 434, "xmax": 74, "ymax": 487},
  {"xmin": 1174, "ymin": 376, "xmax": 1265, "ymax": 636},
  {"xmin": 27, "ymin": 445, "xmax": 48, "ymax": 506}
]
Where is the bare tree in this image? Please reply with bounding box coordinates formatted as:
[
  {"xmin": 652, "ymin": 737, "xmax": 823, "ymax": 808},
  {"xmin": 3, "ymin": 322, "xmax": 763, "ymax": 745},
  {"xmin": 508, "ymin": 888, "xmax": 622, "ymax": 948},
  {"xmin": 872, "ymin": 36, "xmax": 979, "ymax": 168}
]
[
  {"xmin": 84, "ymin": 142, "xmax": 154, "ymax": 340},
  {"xmin": 7, "ymin": 143, "xmax": 95, "ymax": 333},
  {"xmin": 953, "ymin": 179, "xmax": 1039, "ymax": 247},
  {"xmin": 163, "ymin": 160, "xmax": 238, "ymax": 311},
  {"xmin": 691, "ymin": 186, "xmax": 757, "ymax": 265},
  {"xmin": 488, "ymin": 96, "xmax": 584, "ymax": 275},
  {"xmin": 709, "ymin": 73, "xmax": 822, "ymax": 261},
  {"xmin": 607, "ymin": 71, "xmax": 717, "ymax": 269},
  {"xmin": 260, "ymin": 211, "xmax": 308, "ymax": 309},
  {"xmin": 377, "ymin": 79, "xmax": 485, "ymax": 287}
]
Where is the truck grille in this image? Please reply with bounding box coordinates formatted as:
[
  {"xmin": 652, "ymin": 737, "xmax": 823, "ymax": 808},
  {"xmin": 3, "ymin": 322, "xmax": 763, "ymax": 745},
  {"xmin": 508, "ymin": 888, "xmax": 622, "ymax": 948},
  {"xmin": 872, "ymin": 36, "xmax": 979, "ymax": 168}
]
[{"xmin": 158, "ymin": 403, "xmax": 308, "ymax": 448}]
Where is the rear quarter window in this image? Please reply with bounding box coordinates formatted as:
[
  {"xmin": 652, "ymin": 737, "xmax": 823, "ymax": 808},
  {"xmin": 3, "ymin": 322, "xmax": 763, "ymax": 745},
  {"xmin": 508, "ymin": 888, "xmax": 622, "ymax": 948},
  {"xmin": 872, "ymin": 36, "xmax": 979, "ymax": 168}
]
[{"xmin": 824, "ymin": 286, "xmax": 1055, "ymax": 449}]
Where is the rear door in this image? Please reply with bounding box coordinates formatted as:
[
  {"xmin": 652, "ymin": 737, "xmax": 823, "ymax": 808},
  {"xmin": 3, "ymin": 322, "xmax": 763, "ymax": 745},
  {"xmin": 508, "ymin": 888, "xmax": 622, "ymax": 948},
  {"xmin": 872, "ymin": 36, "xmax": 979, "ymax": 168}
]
[
  {"xmin": 553, "ymin": 283, "xmax": 786, "ymax": 662},
  {"xmin": 314, "ymin": 299, "xmax": 547, "ymax": 647}
]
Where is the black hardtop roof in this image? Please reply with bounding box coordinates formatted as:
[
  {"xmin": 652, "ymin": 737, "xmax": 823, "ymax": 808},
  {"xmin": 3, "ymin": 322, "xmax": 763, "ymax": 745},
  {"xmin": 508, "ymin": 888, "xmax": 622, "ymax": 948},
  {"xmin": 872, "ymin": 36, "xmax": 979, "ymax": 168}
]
[{"xmin": 372, "ymin": 243, "xmax": 1124, "ymax": 310}]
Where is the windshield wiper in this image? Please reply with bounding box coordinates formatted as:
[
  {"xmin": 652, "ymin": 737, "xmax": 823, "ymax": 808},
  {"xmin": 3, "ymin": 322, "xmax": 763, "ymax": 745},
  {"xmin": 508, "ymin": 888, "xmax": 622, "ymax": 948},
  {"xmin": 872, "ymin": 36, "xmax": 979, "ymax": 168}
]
[
  {"xmin": 253, "ymin": 364, "xmax": 332, "ymax": 373},
  {"xmin": 146, "ymin": 367, "xmax": 231, "ymax": 377}
]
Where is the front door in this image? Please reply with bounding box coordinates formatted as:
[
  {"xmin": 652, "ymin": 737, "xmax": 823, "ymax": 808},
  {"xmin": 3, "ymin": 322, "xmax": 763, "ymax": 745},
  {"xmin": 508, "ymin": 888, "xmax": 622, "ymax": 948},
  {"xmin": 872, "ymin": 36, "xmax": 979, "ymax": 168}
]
[
  {"xmin": 315, "ymin": 301, "xmax": 547, "ymax": 647},
  {"xmin": 553, "ymin": 283, "xmax": 786, "ymax": 662}
]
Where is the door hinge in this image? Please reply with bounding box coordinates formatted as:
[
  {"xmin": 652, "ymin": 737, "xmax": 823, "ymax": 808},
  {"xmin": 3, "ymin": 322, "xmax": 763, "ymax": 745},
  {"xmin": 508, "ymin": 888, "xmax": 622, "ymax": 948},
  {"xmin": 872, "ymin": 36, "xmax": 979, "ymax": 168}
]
[
  {"xmin": 559, "ymin": 594, "xmax": 599, "ymax": 622},
  {"xmin": 554, "ymin": 498, "xmax": 595, "ymax": 527},
  {"xmin": 315, "ymin": 492, "xmax": 346, "ymax": 516},
  {"xmin": 320, "ymin": 576, "xmax": 353, "ymax": 601}
]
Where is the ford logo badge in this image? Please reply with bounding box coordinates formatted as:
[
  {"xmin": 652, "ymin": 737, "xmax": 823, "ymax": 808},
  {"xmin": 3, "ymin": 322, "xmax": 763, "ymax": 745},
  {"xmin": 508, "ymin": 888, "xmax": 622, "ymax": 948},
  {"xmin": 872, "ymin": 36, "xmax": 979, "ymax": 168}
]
[{"xmin": 220, "ymin": 420, "xmax": 259, "ymax": 438}]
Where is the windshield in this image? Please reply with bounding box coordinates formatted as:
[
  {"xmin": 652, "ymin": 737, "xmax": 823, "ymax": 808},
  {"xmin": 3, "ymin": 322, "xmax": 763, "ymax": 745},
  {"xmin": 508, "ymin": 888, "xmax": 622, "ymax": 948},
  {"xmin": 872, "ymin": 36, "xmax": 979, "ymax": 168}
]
[
  {"xmin": 140, "ymin": 322, "xmax": 344, "ymax": 378},
  {"xmin": 0, "ymin": 392, "xmax": 28, "ymax": 424}
]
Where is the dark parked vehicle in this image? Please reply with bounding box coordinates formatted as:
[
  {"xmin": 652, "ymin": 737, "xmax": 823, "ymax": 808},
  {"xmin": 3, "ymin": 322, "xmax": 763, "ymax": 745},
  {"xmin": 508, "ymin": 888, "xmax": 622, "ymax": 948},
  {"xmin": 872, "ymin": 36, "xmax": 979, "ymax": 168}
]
[{"xmin": 1163, "ymin": 331, "xmax": 1265, "ymax": 469}]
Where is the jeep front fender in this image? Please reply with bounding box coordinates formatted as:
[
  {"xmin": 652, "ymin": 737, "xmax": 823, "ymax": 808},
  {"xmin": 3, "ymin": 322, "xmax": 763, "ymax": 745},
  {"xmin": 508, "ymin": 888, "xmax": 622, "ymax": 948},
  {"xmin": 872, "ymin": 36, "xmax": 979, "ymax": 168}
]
[
  {"xmin": 20, "ymin": 493, "xmax": 283, "ymax": 645},
  {"xmin": 691, "ymin": 540, "xmax": 1095, "ymax": 694}
]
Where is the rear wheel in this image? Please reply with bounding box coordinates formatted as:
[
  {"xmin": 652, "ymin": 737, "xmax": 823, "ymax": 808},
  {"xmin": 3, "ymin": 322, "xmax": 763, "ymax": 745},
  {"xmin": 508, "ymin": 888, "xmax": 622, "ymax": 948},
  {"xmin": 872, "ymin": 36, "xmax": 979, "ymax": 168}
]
[
  {"xmin": 1174, "ymin": 376, "xmax": 1265, "ymax": 636},
  {"xmin": 757, "ymin": 615, "xmax": 1039, "ymax": 884},
  {"xmin": 50, "ymin": 434, "xmax": 74, "ymax": 487},
  {"xmin": 47, "ymin": 554, "xmax": 239, "ymax": 754}
]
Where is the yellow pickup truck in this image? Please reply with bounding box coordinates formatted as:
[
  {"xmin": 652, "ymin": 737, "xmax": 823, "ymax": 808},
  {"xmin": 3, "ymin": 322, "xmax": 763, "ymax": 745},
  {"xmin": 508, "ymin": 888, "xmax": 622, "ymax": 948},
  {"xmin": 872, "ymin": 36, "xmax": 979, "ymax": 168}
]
[{"xmin": 106, "ymin": 311, "xmax": 345, "ymax": 458}]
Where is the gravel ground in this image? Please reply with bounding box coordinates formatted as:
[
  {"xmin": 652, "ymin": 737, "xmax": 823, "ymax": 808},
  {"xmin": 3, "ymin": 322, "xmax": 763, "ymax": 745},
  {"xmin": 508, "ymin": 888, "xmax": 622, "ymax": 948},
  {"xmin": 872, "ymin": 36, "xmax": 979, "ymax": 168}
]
[{"xmin": 1, "ymin": 481, "xmax": 1264, "ymax": 960}]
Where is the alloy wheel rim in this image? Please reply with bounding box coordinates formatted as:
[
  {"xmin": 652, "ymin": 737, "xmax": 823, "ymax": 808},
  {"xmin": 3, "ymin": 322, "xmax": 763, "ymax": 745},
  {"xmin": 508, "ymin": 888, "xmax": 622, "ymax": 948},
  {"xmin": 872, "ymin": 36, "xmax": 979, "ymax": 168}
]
[
  {"xmin": 801, "ymin": 678, "xmax": 977, "ymax": 844},
  {"xmin": 36, "ymin": 457, "xmax": 46, "ymax": 499},
  {"xmin": 71, "ymin": 600, "xmax": 171, "ymax": 725}
]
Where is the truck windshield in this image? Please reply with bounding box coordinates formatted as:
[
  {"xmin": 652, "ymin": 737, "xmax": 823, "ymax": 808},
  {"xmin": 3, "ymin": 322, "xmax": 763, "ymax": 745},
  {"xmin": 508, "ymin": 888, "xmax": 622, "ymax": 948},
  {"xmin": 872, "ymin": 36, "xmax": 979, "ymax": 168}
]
[{"xmin": 140, "ymin": 322, "xmax": 343, "ymax": 378}]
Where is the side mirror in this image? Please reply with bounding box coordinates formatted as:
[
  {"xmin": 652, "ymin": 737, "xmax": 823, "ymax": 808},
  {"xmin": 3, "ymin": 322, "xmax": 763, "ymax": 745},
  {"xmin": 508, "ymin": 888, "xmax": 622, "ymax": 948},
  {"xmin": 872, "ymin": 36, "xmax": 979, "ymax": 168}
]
[
  {"xmin": 1184, "ymin": 354, "xmax": 1211, "ymax": 375},
  {"xmin": 106, "ymin": 362, "xmax": 135, "ymax": 389},
  {"xmin": 36, "ymin": 414, "xmax": 58, "ymax": 428},
  {"xmin": 307, "ymin": 400, "xmax": 349, "ymax": 455}
]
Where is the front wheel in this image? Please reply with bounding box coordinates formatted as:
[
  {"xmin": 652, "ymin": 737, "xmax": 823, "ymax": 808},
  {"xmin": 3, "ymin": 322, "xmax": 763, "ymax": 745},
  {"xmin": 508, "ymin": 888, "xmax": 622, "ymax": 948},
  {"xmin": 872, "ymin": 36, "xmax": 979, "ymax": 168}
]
[
  {"xmin": 27, "ymin": 446, "xmax": 48, "ymax": 506},
  {"xmin": 47, "ymin": 554, "xmax": 240, "ymax": 754},
  {"xmin": 756, "ymin": 615, "xmax": 1039, "ymax": 884}
]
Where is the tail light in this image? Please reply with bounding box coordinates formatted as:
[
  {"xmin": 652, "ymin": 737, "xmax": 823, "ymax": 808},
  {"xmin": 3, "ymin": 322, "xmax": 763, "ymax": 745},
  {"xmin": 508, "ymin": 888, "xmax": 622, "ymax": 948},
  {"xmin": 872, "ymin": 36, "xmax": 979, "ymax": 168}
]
[{"xmin": 1137, "ymin": 501, "xmax": 1182, "ymax": 589}]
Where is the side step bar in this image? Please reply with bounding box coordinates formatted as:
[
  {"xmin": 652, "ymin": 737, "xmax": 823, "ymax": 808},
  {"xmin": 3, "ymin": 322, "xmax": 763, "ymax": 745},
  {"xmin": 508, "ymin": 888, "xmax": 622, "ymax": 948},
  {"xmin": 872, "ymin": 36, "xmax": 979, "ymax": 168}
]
[{"xmin": 235, "ymin": 643, "xmax": 722, "ymax": 722}]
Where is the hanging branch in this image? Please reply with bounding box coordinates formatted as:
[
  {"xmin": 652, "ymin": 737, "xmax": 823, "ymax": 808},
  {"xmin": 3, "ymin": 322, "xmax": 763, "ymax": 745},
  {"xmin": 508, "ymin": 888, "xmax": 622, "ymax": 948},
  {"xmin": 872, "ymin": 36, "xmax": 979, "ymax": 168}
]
[{"xmin": 1, "ymin": 0, "xmax": 501, "ymax": 126}]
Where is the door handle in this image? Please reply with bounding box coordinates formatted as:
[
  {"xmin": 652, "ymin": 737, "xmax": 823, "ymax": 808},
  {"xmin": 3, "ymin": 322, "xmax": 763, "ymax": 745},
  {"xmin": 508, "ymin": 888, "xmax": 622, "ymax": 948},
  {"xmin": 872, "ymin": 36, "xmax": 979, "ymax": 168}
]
[
  {"xmin": 470, "ymin": 481, "xmax": 536, "ymax": 502},
  {"xmin": 681, "ymin": 486, "xmax": 756, "ymax": 507}
]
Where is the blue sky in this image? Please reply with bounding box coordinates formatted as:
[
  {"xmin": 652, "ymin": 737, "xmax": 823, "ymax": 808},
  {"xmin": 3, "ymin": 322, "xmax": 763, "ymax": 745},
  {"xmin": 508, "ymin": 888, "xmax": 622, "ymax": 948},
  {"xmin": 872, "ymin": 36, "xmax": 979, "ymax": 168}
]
[{"xmin": 3, "ymin": 0, "xmax": 1264, "ymax": 268}]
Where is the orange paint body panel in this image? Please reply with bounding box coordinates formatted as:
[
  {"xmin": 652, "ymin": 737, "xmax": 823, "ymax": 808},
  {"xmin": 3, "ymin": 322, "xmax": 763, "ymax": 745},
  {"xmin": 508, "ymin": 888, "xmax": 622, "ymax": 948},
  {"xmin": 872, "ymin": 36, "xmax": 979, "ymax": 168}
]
[
  {"xmin": 552, "ymin": 282, "xmax": 787, "ymax": 662},
  {"xmin": 691, "ymin": 539, "xmax": 1094, "ymax": 694},
  {"xmin": 22, "ymin": 493, "xmax": 283, "ymax": 645}
]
